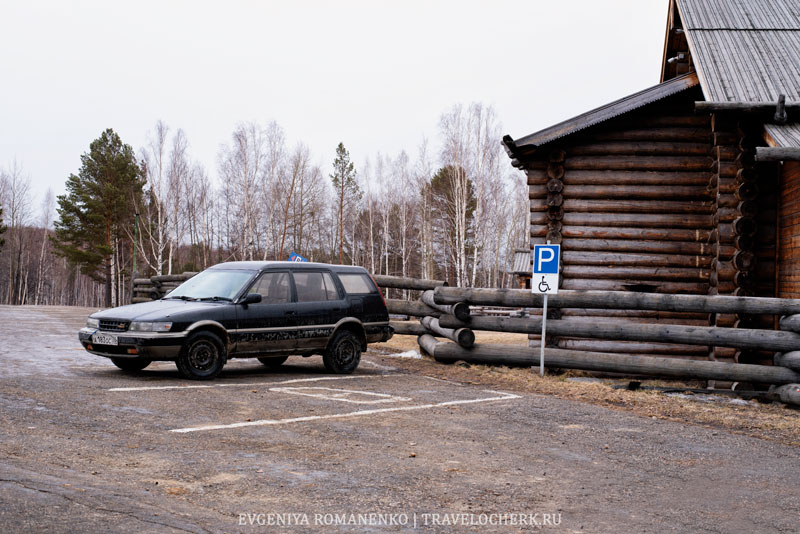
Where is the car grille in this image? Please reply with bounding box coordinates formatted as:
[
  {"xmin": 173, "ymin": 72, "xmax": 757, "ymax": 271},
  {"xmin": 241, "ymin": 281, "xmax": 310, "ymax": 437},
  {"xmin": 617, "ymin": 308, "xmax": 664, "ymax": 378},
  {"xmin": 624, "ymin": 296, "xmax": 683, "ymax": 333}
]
[{"xmin": 99, "ymin": 320, "xmax": 130, "ymax": 332}]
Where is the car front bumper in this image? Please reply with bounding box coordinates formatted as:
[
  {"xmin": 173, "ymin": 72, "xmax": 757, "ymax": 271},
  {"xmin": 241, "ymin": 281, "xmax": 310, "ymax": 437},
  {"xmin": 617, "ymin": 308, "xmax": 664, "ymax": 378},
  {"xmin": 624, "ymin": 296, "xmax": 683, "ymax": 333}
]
[{"xmin": 78, "ymin": 327, "xmax": 187, "ymax": 360}]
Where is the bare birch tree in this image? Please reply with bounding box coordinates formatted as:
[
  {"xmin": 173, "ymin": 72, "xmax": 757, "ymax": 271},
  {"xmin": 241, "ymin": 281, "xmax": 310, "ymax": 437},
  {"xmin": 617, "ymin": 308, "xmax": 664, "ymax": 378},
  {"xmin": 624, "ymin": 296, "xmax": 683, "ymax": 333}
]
[
  {"xmin": 167, "ymin": 129, "xmax": 190, "ymax": 273},
  {"xmin": 139, "ymin": 121, "xmax": 171, "ymax": 275},
  {"xmin": 218, "ymin": 122, "xmax": 269, "ymax": 260},
  {"xmin": 1, "ymin": 160, "xmax": 33, "ymax": 304},
  {"xmin": 34, "ymin": 188, "xmax": 54, "ymax": 304},
  {"xmin": 438, "ymin": 106, "xmax": 474, "ymax": 287}
]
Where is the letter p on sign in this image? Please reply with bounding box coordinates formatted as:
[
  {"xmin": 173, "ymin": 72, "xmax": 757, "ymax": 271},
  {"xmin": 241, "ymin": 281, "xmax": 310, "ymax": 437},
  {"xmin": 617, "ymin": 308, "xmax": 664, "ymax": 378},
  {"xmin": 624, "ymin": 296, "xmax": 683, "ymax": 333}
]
[{"xmin": 532, "ymin": 244, "xmax": 560, "ymax": 294}]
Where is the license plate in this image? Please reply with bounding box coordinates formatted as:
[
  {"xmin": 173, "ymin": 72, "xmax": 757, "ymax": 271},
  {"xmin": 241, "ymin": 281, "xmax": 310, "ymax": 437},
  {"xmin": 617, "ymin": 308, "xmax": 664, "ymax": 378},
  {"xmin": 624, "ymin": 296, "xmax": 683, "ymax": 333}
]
[{"xmin": 92, "ymin": 332, "xmax": 118, "ymax": 346}]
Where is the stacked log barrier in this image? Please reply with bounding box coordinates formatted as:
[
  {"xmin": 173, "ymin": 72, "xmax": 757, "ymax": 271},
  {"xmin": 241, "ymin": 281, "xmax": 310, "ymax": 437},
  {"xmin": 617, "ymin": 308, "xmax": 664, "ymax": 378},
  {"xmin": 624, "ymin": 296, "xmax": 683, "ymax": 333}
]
[
  {"xmin": 775, "ymin": 352, "xmax": 800, "ymax": 372},
  {"xmin": 389, "ymin": 321, "xmax": 429, "ymax": 336},
  {"xmin": 372, "ymin": 275, "xmax": 446, "ymax": 291},
  {"xmin": 420, "ymin": 290, "xmax": 470, "ymax": 322},
  {"xmin": 438, "ymin": 315, "xmax": 800, "ymax": 354},
  {"xmin": 132, "ymin": 272, "xmax": 198, "ymax": 303},
  {"xmin": 417, "ymin": 335, "xmax": 800, "ymax": 387},
  {"xmin": 423, "ymin": 287, "xmax": 800, "ymax": 403},
  {"xmin": 772, "ymin": 384, "xmax": 800, "ymax": 406},
  {"xmin": 386, "ymin": 299, "xmax": 442, "ymax": 318},
  {"xmin": 420, "ymin": 316, "xmax": 474, "ymax": 348},
  {"xmin": 775, "ymin": 315, "xmax": 800, "ymax": 374},
  {"xmin": 526, "ymin": 106, "xmax": 715, "ymax": 360},
  {"xmin": 380, "ymin": 276, "xmax": 475, "ymax": 349},
  {"xmin": 433, "ymin": 286, "xmax": 800, "ymax": 315}
]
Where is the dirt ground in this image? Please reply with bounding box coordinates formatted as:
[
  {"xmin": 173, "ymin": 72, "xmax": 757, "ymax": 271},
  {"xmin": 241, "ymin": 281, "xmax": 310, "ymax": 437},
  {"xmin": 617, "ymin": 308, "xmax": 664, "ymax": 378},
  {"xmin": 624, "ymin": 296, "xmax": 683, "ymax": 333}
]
[
  {"xmin": 373, "ymin": 331, "xmax": 800, "ymax": 448},
  {"xmin": 1, "ymin": 305, "xmax": 799, "ymax": 533}
]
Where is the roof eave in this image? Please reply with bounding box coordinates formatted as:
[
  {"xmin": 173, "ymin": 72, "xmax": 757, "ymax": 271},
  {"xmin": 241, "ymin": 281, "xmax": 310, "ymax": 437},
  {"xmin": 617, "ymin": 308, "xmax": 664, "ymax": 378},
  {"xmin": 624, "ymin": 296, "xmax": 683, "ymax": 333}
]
[{"xmin": 505, "ymin": 72, "xmax": 699, "ymax": 157}]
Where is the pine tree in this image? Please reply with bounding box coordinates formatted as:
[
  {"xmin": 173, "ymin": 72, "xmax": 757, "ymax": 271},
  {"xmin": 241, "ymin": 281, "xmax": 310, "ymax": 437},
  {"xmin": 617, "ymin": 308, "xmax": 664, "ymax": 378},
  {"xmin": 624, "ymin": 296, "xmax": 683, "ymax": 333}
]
[
  {"xmin": 330, "ymin": 142, "xmax": 360, "ymax": 264},
  {"xmin": 52, "ymin": 129, "xmax": 144, "ymax": 307}
]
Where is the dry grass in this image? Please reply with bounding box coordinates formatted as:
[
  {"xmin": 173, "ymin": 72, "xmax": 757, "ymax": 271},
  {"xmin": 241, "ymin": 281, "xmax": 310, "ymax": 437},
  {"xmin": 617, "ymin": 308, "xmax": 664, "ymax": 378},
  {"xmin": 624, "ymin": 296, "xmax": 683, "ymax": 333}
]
[
  {"xmin": 369, "ymin": 332, "xmax": 800, "ymax": 447},
  {"xmin": 373, "ymin": 329, "xmax": 528, "ymax": 353}
]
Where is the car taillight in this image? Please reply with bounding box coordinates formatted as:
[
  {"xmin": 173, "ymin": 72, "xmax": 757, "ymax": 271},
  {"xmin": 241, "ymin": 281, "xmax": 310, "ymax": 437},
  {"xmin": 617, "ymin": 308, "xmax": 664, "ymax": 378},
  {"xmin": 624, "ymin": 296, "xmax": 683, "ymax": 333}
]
[{"xmin": 368, "ymin": 273, "xmax": 387, "ymax": 307}]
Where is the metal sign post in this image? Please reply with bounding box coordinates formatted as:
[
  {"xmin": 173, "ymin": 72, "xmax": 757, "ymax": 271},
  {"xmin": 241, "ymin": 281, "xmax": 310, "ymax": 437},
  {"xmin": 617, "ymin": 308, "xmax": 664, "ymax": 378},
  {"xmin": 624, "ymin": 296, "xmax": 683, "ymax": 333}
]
[{"xmin": 531, "ymin": 243, "xmax": 560, "ymax": 377}]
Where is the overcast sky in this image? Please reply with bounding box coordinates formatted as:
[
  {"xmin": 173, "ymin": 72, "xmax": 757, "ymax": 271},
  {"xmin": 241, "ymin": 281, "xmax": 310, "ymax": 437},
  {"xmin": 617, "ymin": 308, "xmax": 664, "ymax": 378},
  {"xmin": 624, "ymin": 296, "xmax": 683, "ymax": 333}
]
[{"xmin": 0, "ymin": 0, "xmax": 668, "ymax": 207}]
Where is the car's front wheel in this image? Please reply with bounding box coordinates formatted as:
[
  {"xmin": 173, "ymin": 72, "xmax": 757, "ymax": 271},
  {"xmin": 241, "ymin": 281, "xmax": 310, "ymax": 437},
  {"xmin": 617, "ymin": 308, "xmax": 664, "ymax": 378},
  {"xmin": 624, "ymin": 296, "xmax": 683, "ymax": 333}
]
[
  {"xmin": 110, "ymin": 357, "xmax": 150, "ymax": 372},
  {"xmin": 323, "ymin": 331, "xmax": 361, "ymax": 374},
  {"xmin": 176, "ymin": 331, "xmax": 226, "ymax": 380}
]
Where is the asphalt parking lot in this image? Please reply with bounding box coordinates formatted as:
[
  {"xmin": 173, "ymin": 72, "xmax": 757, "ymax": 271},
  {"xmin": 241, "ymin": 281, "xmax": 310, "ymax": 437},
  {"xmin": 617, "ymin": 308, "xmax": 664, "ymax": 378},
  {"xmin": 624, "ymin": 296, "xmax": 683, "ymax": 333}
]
[{"xmin": 1, "ymin": 305, "xmax": 799, "ymax": 533}]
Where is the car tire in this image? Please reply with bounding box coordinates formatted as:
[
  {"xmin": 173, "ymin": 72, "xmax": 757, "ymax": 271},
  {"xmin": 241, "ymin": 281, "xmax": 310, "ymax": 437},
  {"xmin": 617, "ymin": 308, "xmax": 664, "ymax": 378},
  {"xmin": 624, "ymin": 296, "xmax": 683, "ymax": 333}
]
[
  {"xmin": 176, "ymin": 331, "xmax": 226, "ymax": 380},
  {"xmin": 110, "ymin": 357, "xmax": 150, "ymax": 372},
  {"xmin": 258, "ymin": 356, "xmax": 289, "ymax": 369},
  {"xmin": 323, "ymin": 331, "xmax": 361, "ymax": 374}
]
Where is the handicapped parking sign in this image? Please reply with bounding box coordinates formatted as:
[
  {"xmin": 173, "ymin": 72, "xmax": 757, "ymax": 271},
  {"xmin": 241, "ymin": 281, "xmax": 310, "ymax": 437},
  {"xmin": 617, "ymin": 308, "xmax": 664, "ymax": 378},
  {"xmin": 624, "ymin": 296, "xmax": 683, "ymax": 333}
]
[{"xmin": 532, "ymin": 244, "xmax": 560, "ymax": 295}]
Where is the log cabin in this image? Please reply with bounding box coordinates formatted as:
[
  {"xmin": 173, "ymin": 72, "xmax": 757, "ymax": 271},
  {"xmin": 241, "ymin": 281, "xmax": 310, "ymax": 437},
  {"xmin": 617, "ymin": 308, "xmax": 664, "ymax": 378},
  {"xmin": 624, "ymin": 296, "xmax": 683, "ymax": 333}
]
[{"xmin": 503, "ymin": 0, "xmax": 800, "ymax": 365}]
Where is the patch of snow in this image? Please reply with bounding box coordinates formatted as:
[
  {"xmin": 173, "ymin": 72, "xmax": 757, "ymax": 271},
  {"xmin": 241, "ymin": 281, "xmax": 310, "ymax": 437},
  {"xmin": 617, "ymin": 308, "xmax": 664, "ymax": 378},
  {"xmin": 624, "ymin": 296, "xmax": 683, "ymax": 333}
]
[
  {"xmin": 665, "ymin": 392, "xmax": 754, "ymax": 406},
  {"xmin": 384, "ymin": 350, "xmax": 423, "ymax": 359}
]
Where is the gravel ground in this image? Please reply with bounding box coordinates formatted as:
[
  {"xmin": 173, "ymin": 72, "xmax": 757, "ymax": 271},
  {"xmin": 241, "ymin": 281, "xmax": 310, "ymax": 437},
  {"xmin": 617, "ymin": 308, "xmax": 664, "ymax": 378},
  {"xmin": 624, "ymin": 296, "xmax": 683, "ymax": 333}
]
[{"xmin": 1, "ymin": 305, "xmax": 798, "ymax": 533}]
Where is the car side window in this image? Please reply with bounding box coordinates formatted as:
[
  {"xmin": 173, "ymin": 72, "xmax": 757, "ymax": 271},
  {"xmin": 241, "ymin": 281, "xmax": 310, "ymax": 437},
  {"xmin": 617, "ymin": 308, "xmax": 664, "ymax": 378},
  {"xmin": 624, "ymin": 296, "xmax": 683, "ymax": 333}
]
[
  {"xmin": 250, "ymin": 272, "xmax": 290, "ymax": 303},
  {"xmin": 322, "ymin": 272, "xmax": 340, "ymax": 300},
  {"xmin": 293, "ymin": 272, "xmax": 329, "ymax": 302},
  {"xmin": 338, "ymin": 273, "xmax": 378, "ymax": 294}
]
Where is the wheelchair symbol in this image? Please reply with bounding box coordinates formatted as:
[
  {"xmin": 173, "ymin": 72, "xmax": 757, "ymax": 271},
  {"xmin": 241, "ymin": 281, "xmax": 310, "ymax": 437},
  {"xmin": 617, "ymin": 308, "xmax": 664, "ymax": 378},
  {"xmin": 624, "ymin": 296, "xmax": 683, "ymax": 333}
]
[{"xmin": 538, "ymin": 276, "xmax": 551, "ymax": 293}]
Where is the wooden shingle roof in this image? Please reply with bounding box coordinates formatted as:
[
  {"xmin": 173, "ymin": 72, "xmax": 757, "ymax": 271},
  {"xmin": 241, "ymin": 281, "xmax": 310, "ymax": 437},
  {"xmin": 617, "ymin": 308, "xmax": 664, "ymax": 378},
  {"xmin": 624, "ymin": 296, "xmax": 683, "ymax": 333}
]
[{"xmin": 678, "ymin": 0, "xmax": 800, "ymax": 103}]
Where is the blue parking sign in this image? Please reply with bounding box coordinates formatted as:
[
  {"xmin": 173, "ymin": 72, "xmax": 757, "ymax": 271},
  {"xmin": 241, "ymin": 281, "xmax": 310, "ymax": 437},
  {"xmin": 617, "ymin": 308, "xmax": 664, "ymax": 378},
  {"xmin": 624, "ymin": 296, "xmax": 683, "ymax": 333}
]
[{"xmin": 532, "ymin": 244, "xmax": 560, "ymax": 294}]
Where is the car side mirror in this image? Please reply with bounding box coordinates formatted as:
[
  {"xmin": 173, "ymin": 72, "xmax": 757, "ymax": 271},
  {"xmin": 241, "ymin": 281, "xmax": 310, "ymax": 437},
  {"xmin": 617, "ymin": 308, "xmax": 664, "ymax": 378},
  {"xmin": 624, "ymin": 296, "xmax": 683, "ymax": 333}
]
[{"xmin": 241, "ymin": 293, "xmax": 262, "ymax": 306}]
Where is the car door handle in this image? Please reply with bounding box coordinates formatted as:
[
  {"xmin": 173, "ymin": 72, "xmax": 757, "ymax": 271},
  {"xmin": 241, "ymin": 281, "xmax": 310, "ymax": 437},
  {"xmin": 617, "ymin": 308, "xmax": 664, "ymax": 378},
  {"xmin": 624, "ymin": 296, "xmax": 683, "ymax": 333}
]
[{"xmin": 285, "ymin": 311, "xmax": 296, "ymax": 316}]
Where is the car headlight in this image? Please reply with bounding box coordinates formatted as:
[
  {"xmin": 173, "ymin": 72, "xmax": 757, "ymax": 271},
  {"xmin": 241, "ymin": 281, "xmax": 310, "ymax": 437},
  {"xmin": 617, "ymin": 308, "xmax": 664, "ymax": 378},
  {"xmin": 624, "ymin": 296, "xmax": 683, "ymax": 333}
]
[
  {"xmin": 129, "ymin": 321, "xmax": 173, "ymax": 332},
  {"xmin": 86, "ymin": 317, "xmax": 99, "ymax": 329}
]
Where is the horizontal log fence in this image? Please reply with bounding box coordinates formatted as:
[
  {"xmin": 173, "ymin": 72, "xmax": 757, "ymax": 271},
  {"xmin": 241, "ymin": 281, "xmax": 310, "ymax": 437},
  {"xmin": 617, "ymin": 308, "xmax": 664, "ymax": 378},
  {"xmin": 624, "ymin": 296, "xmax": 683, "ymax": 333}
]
[
  {"xmin": 421, "ymin": 316, "xmax": 475, "ymax": 349},
  {"xmin": 130, "ymin": 272, "xmax": 800, "ymax": 406},
  {"xmin": 132, "ymin": 272, "xmax": 199, "ymax": 303},
  {"xmin": 418, "ymin": 335, "xmax": 800, "ymax": 386},
  {"xmin": 371, "ymin": 275, "xmax": 447, "ymax": 291},
  {"xmin": 433, "ymin": 287, "xmax": 800, "ymax": 315},
  {"xmin": 438, "ymin": 315, "xmax": 800, "ymax": 354},
  {"xmin": 381, "ymin": 279, "xmax": 800, "ymax": 405}
]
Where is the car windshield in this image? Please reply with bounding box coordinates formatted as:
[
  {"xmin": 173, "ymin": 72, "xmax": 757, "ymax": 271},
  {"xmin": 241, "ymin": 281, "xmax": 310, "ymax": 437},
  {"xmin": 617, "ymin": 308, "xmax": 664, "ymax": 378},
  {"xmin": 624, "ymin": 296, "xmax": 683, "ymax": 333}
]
[{"xmin": 165, "ymin": 269, "xmax": 255, "ymax": 301}]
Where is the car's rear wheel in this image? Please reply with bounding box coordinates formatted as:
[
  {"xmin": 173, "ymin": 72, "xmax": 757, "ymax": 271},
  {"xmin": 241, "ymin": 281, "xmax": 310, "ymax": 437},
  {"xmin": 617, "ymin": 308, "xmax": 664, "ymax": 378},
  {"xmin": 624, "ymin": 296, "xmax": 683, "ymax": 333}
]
[
  {"xmin": 176, "ymin": 331, "xmax": 226, "ymax": 380},
  {"xmin": 258, "ymin": 356, "xmax": 289, "ymax": 369},
  {"xmin": 323, "ymin": 331, "xmax": 361, "ymax": 374},
  {"xmin": 110, "ymin": 357, "xmax": 150, "ymax": 372}
]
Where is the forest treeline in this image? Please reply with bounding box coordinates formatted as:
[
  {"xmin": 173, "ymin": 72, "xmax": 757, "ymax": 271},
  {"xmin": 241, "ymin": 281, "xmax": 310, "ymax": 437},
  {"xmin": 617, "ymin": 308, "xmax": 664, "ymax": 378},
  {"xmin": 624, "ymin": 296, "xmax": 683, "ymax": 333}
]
[{"xmin": 0, "ymin": 103, "xmax": 528, "ymax": 308}]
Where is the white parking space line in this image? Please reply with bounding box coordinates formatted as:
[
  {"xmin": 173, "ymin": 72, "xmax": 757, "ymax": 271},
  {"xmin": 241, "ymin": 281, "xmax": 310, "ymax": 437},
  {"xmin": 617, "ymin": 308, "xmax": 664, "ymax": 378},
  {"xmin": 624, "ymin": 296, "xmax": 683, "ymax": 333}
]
[
  {"xmin": 269, "ymin": 386, "xmax": 411, "ymax": 404},
  {"xmin": 170, "ymin": 390, "xmax": 522, "ymax": 433},
  {"xmin": 108, "ymin": 375, "xmax": 389, "ymax": 392}
]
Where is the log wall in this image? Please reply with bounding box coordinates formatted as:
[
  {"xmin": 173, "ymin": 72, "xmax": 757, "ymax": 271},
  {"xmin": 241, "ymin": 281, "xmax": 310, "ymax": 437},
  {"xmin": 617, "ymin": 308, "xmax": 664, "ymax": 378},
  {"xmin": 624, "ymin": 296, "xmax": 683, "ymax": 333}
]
[
  {"xmin": 526, "ymin": 90, "xmax": 714, "ymax": 359},
  {"xmin": 521, "ymin": 88, "xmax": 787, "ymax": 365},
  {"xmin": 778, "ymin": 161, "xmax": 800, "ymax": 299}
]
